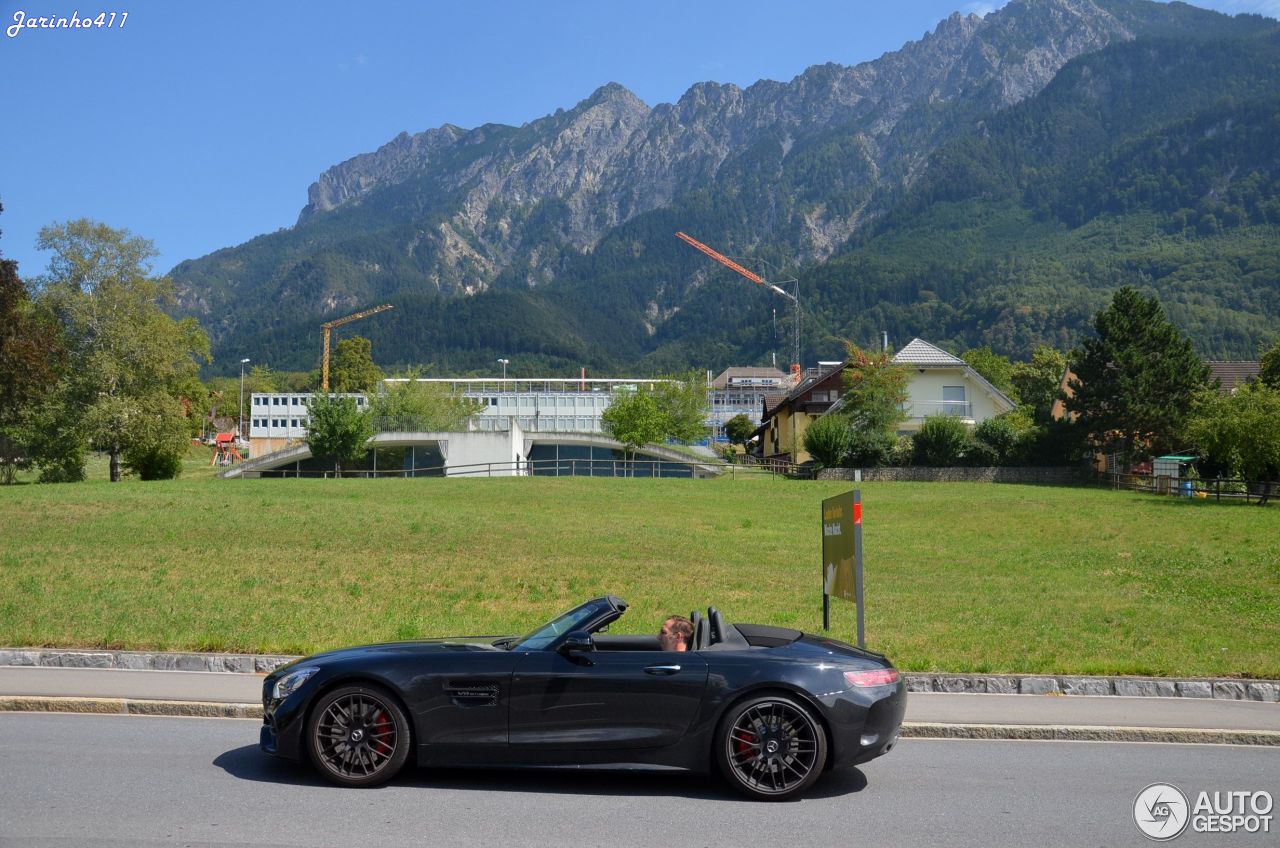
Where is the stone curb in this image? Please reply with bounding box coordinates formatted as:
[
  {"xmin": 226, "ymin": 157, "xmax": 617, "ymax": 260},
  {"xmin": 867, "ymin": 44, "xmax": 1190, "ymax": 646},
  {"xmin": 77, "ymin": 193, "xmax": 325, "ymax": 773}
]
[
  {"xmin": 3, "ymin": 697, "xmax": 1277, "ymax": 747},
  {"xmin": 902, "ymin": 673, "xmax": 1280, "ymax": 702},
  {"xmin": 3, "ymin": 649, "xmax": 1278, "ymax": 703},
  {"xmin": 0, "ymin": 696, "xmax": 261, "ymax": 719},
  {"xmin": 0, "ymin": 648, "xmax": 296, "ymax": 674},
  {"xmin": 900, "ymin": 722, "xmax": 1280, "ymax": 747}
]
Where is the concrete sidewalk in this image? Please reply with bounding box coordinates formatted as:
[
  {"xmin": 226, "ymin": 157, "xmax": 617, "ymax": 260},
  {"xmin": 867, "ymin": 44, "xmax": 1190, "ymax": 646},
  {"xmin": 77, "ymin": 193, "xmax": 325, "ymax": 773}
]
[{"xmin": 2, "ymin": 666, "xmax": 1278, "ymax": 745}]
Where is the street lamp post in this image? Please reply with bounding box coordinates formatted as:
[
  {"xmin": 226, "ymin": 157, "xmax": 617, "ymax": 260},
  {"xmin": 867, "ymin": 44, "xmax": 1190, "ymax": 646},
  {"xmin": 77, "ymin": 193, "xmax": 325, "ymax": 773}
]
[
  {"xmin": 497, "ymin": 358, "xmax": 509, "ymax": 387},
  {"xmin": 239, "ymin": 358, "xmax": 251, "ymax": 439}
]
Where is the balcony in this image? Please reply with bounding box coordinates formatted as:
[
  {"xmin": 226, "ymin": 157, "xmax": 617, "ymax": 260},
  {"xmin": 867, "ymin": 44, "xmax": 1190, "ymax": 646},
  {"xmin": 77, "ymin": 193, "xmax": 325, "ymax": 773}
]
[{"xmin": 901, "ymin": 400, "xmax": 973, "ymax": 420}]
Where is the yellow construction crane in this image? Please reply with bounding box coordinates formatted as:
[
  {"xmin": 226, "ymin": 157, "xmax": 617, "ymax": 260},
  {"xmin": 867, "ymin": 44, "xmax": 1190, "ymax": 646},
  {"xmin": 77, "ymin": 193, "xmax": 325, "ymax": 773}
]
[{"xmin": 320, "ymin": 304, "xmax": 394, "ymax": 391}]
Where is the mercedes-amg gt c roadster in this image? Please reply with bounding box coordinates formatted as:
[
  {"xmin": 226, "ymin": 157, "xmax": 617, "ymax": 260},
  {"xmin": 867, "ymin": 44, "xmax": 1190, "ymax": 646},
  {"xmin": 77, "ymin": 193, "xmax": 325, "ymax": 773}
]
[{"xmin": 261, "ymin": 595, "xmax": 905, "ymax": 800}]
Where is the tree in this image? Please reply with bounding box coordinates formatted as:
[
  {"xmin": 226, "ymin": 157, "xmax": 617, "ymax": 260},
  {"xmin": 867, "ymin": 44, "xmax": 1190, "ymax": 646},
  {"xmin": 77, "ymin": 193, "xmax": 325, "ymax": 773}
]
[
  {"xmin": 119, "ymin": 393, "xmax": 193, "ymax": 480},
  {"xmin": 802, "ymin": 414, "xmax": 853, "ymax": 468},
  {"xmin": 330, "ymin": 336, "xmax": 383, "ymax": 393},
  {"xmin": 1187, "ymin": 382, "xmax": 1280, "ymax": 504},
  {"xmin": 651, "ymin": 371, "xmax": 710, "ymax": 443},
  {"xmin": 912, "ymin": 415, "xmax": 970, "ymax": 466},
  {"xmin": 1011, "ymin": 346, "xmax": 1068, "ymax": 424},
  {"xmin": 247, "ymin": 364, "xmax": 280, "ymax": 394},
  {"xmin": 305, "ymin": 394, "xmax": 374, "ymax": 477},
  {"xmin": 0, "ymin": 247, "xmax": 65, "ymax": 484},
  {"xmin": 1260, "ymin": 339, "xmax": 1280, "ymax": 389},
  {"xmin": 724, "ymin": 414, "xmax": 756, "ymax": 450},
  {"xmin": 601, "ymin": 390, "xmax": 666, "ymax": 473},
  {"xmin": 35, "ymin": 221, "xmax": 211, "ymax": 482},
  {"xmin": 370, "ymin": 379, "xmax": 483, "ymax": 431},
  {"xmin": 962, "ymin": 346, "xmax": 1017, "ymax": 400},
  {"xmin": 841, "ymin": 343, "xmax": 908, "ymax": 436},
  {"xmin": 1066, "ymin": 286, "xmax": 1211, "ymax": 459}
]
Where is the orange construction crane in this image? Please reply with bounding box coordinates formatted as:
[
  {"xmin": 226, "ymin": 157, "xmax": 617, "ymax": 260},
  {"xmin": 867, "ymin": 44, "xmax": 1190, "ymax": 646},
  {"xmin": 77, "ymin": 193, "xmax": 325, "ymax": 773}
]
[
  {"xmin": 321, "ymin": 304, "xmax": 394, "ymax": 391},
  {"xmin": 675, "ymin": 232, "xmax": 800, "ymax": 373}
]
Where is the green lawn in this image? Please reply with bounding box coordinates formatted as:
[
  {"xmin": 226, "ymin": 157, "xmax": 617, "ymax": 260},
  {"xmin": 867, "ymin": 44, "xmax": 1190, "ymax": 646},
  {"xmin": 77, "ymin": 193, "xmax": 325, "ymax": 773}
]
[{"xmin": 1, "ymin": 471, "xmax": 1276, "ymax": 678}]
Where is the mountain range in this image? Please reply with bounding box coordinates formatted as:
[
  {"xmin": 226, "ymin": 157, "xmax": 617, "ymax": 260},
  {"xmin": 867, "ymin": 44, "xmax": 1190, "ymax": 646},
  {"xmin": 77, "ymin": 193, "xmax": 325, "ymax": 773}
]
[{"xmin": 170, "ymin": 0, "xmax": 1280, "ymax": 376}]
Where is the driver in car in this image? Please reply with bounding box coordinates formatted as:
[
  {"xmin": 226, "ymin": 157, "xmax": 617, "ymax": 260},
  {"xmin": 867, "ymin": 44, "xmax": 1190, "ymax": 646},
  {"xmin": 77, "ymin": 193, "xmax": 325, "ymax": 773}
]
[{"xmin": 658, "ymin": 615, "xmax": 693, "ymax": 651}]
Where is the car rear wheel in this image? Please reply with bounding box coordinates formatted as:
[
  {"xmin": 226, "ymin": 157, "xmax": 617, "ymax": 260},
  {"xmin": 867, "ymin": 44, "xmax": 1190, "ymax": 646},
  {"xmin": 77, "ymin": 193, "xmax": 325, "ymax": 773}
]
[
  {"xmin": 716, "ymin": 694, "xmax": 827, "ymax": 801},
  {"xmin": 307, "ymin": 684, "xmax": 410, "ymax": 787}
]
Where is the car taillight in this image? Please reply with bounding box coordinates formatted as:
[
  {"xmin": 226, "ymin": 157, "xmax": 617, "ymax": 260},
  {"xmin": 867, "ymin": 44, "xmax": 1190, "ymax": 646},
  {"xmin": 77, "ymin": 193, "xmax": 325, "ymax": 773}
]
[{"xmin": 844, "ymin": 668, "xmax": 899, "ymax": 688}]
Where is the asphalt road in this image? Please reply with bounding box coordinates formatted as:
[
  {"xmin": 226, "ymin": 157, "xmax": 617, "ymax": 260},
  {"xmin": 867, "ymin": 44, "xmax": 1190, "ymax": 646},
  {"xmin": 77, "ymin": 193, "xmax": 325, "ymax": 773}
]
[
  {"xmin": 4, "ymin": 667, "xmax": 1279, "ymax": 731},
  {"xmin": 1, "ymin": 713, "xmax": 1276, "ymax": 848}
]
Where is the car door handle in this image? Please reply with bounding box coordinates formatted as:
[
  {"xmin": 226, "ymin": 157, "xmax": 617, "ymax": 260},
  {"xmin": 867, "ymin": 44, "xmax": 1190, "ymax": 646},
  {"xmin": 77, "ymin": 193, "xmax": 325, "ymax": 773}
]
[{"xmin": 644, "ymin": 664, "xmax": 681, "ymax": 675}]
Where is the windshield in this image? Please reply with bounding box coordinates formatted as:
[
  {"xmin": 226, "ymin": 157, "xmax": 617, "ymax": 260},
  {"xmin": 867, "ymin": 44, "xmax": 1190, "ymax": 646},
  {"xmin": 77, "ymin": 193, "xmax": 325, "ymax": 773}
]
[{"xmin": 511, "ymin": 598, "xmax": 614, "ymax": 651}]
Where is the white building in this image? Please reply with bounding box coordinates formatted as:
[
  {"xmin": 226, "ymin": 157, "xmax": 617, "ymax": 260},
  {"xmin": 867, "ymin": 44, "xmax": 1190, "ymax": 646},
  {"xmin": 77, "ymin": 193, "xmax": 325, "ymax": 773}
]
[
  {"xmin": 247, "ymin": 392, "xmax": 367, "ymax": 456},
  {"xmin": 385, "ymin": 377, "xmax": 669, "ymax": 434},
  {"xmin": 707, "ymin": 367, "xmax": 790, "ymax": 442},
  {"xmin": 891, "ymin": 338, "xmax": 1017, "ymax": 431}
]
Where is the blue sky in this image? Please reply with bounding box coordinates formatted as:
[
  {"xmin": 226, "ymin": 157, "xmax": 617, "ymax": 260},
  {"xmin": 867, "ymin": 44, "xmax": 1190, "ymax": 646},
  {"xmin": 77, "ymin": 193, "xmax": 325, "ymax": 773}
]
[{"xmin": 1, "ymin": 0, "xmax": 1276, "ymax": 277}]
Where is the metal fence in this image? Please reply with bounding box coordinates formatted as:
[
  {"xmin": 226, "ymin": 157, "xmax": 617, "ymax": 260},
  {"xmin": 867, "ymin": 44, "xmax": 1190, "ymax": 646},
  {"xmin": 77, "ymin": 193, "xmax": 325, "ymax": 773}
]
[
  {"xmin": 256, "ymin": 457, "xmax": 722, "ymax": 480},
  {"xmin": 1100, "ymin": 472, "xmax": 1278, "ymax": 504}
]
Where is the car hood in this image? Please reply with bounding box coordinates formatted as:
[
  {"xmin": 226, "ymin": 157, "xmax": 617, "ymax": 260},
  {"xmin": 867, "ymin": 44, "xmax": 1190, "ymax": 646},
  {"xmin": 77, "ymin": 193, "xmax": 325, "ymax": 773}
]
[{"xmin": 277, "ymin": 636, "xmax": 512, "ymax": 671}]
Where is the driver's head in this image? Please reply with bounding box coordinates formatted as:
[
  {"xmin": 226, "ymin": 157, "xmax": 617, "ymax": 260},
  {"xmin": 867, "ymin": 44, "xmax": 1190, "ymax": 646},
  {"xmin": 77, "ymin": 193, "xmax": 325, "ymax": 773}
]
[{"xmin": 659, "ymin": 615, "xmax": 693, "ymax": 651}]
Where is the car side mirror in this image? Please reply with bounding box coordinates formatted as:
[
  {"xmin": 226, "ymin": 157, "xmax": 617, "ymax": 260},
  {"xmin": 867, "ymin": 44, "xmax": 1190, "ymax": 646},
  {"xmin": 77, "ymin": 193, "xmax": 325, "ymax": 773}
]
[{"xmin": 559, "ymin": 631, "xmax": 594, "ymax": 656}]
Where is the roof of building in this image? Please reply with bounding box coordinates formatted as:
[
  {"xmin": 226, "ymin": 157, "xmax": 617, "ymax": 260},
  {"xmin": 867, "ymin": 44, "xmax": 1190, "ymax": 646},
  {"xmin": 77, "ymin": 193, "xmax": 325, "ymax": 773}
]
[
  {"xmin": 757, "ymin": 363, "xmax": 845, "ymax": 423},
  {"xmin": 710, "ymin": 366, "xmax": 789, "ymax": 389},
  {"xmin": 891, "ymin": 338, "xmax": 966, "ymax": 367},
  {"xmin": 1207, "ymin": 361, "xmax": 1260, "ymax": 391}
]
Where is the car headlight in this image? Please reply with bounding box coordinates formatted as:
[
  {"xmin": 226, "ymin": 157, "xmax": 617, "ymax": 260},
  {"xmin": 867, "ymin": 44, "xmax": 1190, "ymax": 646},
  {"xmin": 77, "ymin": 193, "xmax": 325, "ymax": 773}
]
[{"xmin": 272, "ymin": 666, "xmax": 319, "ymax": 699}]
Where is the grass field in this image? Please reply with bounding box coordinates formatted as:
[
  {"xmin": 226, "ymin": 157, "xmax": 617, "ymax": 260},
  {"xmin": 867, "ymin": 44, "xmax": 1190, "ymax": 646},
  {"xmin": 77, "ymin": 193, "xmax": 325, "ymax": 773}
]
[{"xmin": 2, "ymin": 460, "xmax": 1277, "ymax": 678}]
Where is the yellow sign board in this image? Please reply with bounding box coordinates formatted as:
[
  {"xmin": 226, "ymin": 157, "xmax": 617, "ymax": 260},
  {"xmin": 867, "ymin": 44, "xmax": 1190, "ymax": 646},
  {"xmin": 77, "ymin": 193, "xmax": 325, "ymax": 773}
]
[{"xmin": 821, "ymin": 489, "xmax": 861, "ymax": 602}]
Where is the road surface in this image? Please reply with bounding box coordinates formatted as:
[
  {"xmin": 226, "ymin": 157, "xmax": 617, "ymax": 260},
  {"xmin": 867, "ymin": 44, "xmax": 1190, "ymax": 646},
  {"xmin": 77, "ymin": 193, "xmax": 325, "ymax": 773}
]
[{"xmin": 0, "ymin": 713, "xmax": 1276, "ymax": 847}]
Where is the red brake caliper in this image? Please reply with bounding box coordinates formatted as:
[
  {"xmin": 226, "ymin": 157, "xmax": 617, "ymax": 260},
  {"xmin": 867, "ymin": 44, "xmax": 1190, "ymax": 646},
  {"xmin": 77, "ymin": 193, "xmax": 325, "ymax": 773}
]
[
  {"xmin": 736, "ymin": 729, "xmax": 756, "ymax": 759},
  {"xmin": 373, "ymin": 710, "xmax": 393, "ymax": 755}
]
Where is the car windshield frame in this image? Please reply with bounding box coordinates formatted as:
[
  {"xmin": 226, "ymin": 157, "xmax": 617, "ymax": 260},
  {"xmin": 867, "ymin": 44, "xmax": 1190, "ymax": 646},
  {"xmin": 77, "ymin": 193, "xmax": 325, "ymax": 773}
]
[{"xmin": 510, "ymin": 597, "xmax": 618, "ymax": 651}]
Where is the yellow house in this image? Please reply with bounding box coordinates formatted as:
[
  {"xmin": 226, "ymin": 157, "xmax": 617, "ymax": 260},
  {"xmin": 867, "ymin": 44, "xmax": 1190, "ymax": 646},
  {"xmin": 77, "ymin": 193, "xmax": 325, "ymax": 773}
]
[
  {"xmin": 756, "ymin": 363, "xmax": 846, "ymax": 464},
  {"xmin": 757, "ymin": 340, "xmax": 1019, "ymax": 463}
]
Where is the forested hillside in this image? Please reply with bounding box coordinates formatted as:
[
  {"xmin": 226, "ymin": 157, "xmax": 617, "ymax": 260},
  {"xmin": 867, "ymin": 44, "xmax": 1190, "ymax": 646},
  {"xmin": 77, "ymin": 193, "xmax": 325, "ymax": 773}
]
[
  {"xmin": 170, "ymin": 1, "xmax": 1280, "ymax": 375},
  {"xmin": 804, "ymin": 30, "xmax": 1280, "ymax": 360}
]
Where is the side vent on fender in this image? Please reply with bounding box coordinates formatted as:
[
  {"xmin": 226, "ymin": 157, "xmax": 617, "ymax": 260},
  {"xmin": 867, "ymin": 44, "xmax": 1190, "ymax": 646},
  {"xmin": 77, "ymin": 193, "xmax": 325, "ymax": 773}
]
[{"xmin": 444, "ymin": 680, "xmax": 499, "ymax": 708}]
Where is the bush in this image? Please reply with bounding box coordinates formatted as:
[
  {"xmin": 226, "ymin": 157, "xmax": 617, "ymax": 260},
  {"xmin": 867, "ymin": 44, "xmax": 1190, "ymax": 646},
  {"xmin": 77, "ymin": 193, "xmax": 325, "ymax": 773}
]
[
  {"xmin": 846, "ymin": 428, "xmax": 895, "ymax": 467},
  {"xmin": 890, "ymin": 436, "xmax": 915, "ymax": 466},
  {"xmin": 121, "ymin": 396, "xmax": 192, "ymax": 481},
  {"xmin": 802, "ymin": 414, "xmax": 853, "ymax": 468},
  {"xmin": 973, "ymin": 417, "xmax": 1019, "ymax": 465},
  {"xmin": 124, "ymin": 444, "xmax": 185, "ymax": 480},
  {"xmin": 1018, "ymin": 419, "xmax": 1086, "ymax": 466},
  {"xmin": 963, "ymin": 439, "xmax": 1000, "ymax": 467},
  {"xmin": 913, "ymin": 415, "xmax": 970, "ymax": 466}
]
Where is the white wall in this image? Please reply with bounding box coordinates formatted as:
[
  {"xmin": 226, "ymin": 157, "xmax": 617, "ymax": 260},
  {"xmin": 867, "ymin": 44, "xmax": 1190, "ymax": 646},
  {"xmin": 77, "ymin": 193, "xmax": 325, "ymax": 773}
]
[
  {"xmin": 900, "ymin": 368, "xmax": 1011, "ymax": 432},
  {"xmin": 439, "ymin": 430, "xmax": 526, "ymax": 477}
]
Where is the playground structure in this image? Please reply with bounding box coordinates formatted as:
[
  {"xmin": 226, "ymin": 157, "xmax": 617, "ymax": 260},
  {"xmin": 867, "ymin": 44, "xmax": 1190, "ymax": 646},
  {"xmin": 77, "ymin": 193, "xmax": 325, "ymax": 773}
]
[{"xmin": 210, "ymin": 432, "xmax": 246, "ymax": 467}]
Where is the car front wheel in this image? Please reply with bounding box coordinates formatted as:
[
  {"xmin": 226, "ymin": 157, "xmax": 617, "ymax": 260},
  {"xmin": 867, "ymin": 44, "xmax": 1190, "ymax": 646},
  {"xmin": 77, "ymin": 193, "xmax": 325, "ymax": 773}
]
[
  {"xmin": 307, "ymin": 684, "xmax": 411, "ymax": 787},
  {"xmin": 715, "ymin": 694, "xmax": 828, "ymax": 800}
]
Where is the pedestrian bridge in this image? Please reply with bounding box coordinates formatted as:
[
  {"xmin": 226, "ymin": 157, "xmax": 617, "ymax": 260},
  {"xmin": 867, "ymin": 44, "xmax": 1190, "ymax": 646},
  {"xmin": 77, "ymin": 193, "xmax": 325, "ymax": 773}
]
[{"xmin": 221, "ymin": 425, "xmax": 723, "ymax": 479}]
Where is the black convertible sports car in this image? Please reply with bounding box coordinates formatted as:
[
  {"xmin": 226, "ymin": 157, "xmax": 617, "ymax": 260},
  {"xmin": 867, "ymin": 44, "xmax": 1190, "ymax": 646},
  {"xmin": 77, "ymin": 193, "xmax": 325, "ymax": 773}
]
[{"xmin": 260, "ymin": 596, "xmax": 906, "ymax": 800}]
